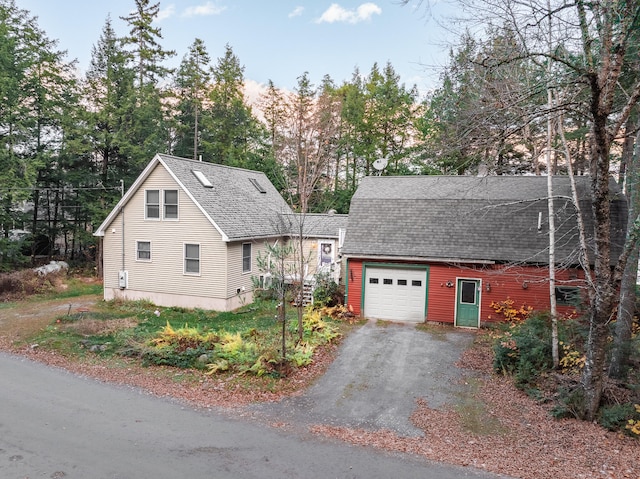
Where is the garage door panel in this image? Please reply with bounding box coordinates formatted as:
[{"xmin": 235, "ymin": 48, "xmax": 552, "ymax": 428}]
[{"xmin": 364, "ymin": 267, "xmax": 426, "ymax": 322}]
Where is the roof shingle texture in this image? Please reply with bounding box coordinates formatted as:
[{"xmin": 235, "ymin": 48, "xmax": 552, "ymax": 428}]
[
  {"xmin": 282, "ymin": 213, "xmax": 349, "ymax": 238},
  {"xmin": 342, "ymin": 175, "xmax": 627, "ymax": 265},
  {"xmin": 159, "ymin": 154, "xmax": 293, "ymax": 241}
]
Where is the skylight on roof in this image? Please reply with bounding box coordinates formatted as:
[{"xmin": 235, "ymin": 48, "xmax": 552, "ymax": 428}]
[
  {"xmin": 249, "ymin": 178, "xmax": 266, "ymax": 193},
  {"xmin": 193, "ymin": 170, "xmax": 213, "ymax": 188}
]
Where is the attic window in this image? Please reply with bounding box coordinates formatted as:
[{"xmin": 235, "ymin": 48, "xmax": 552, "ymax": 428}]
[
  {"xmin": 193, "ymin": 170, "xmax": 213, "ymax": 188},
  {"xmin": 249, "ymin": 178, "xmax": 266, "ymax": 193}
]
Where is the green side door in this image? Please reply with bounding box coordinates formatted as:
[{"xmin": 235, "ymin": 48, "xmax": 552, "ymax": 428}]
[{"xmin": 456, "ymin": 279, "xmax": 480, "ymax": 328}]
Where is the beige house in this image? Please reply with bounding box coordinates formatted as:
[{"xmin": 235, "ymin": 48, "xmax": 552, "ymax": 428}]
[
  {"xmin": 94, "ymin": 154, "xmax": 347, "ymax": 311},
  {"xmin": 94, "ymin": 154, "xmax": 295, "ymax": 311}
]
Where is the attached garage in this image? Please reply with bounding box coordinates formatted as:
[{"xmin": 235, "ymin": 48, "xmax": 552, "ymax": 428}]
[{"xmin": 363, "ymin": 266, "xmax": 428, "ymax": 322}]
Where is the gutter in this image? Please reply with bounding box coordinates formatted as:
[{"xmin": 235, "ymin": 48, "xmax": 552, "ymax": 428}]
[{"xmin": 341, "ymin": 254, "xmax": 496, "ymax": 265}]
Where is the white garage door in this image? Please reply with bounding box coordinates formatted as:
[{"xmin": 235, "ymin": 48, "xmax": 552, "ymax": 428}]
[{"xmin": 363, "ymin": 267, "xmax": 427, "ymax": 322}]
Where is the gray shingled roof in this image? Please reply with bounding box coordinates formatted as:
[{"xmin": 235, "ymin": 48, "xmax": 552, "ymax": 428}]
[
  {"xmin": 158, "ymin": 154, "xmax": 293, "ymax": 241},
  {"xmin": 282, "ymin": 213, "xmax": 349, "ymax": 238},
  {"xmin": 342, "ymin": 175, "xmax": 627, "ymax": 265}
]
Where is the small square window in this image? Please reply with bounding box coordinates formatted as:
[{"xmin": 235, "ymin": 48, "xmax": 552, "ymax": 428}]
[
  {"xmin": 412, "ymin": 280, "xmax": 422, "ymax": 287},
  {"xmin": 556, "ymin": 287, "xmax": 580, "ymax": 306},
  {"xmin": 369, "ymin": 278, "xmax": 379, "ymax": 284},
  {"xmin": 184, "ymin": 243, "xmax": 200, "ymax": 275},
  {"xmin": 164, "ymin": 190, "xmax": 178, "ymax": 219},
  {"xmin": 242, "ymin": 243, "xmax": 252, "ymax": 273},
  {"xmin": 383, "ymin": 278, "xmax": 393, "ymax": 285},
  {"xmin": 136, "ymin": 241, "xmax": 151, "ymax": 261},
  {"xmin": 397, "ymin": 279, "xmax": 407, "ymax": 286},
  {"xmin": 145, "ymin": 190, "xmax": 159, "ymax": 219}
]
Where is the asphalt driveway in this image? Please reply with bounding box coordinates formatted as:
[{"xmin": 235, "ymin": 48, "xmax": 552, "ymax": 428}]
[{"xmin": 248, "ymin": 319, "xmax": 478, "ymax": 437}]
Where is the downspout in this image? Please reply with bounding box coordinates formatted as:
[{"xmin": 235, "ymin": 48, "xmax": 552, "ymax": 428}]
[
  {"xmin": 121, "ymin": 206, "xmax": 125, "ymax": 274},
  {"xmin": 344, "ymin": 257, "xmax": 349, "ymax": 306}
]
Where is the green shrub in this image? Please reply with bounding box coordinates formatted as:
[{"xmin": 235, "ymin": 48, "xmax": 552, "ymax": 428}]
[
  {"xmin": 550, "ymin": 386, "xmax": 586, "ymax": 419},
  {"xmin": 599, "ymin": 403, "xmax": 638, "ymax": 432},
  {"xmin": 493, "ymin": 313, "xmax": 553, "ymax": 387},
  {"xmin": 141, "ymin": 344, "xmax": 210, "ymax": 369},
  {"xmin": 312, "ymin": 270, "xmax": 342, "ymax": 307}
]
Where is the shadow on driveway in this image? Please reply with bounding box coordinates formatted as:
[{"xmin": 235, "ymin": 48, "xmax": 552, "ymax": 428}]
[{"xmin": 247, "ymin": 320, "xmax": 478, "ymax": 437}]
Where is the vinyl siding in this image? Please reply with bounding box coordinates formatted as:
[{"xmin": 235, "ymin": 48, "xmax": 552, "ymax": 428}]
[
  {"xmin": 226, "ymin": 240, "xmax": 275, "ymax": 298},
  {"xmin": 103, "ymin": 164, "xmax": 227, "ymax": 303},
  {"xmin": 280, "ymin": 237, "xmax": 337, "ymax": 278}
]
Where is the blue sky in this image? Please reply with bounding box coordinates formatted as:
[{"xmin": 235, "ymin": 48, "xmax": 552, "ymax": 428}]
[{"xmin": 16, "ymin": 0, "xmax": 454, "ymax": 99}]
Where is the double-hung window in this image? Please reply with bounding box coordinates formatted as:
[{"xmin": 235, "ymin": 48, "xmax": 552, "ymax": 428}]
[
  {"xmin": 164, "ymin": 190, "xmax": 178, "ymax": 219},
  {"xmin": 145, "ymin": 190, "xmax": 160, "ymax": 219},
  {"xmin": 242, "ymin": 243, "xmax": 252, "ymax": 273},
  {"xmin": 184, "ymin": 243, "xmax": 200, "ymax": 275},
  {"xmin": 136, "ymin": 241, "xmax": 151, "ymax": 261}
]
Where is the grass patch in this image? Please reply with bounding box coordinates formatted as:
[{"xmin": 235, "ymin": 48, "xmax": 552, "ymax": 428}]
[
  {"xmin": 415, "ymin": 322, "xmax": 452, "ymax": 339},
  {"xmin": 454, "ymin": 377, "xmax": 507, "ymax": 436},
  {"xmin": 28, "ymin": 300, "xmax": 348, "ymax": 378}
]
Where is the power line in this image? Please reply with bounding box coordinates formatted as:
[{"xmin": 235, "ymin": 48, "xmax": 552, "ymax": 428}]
[{"xmin": 0, "ymin": 186, "xmax": 122, "ymax": 192}]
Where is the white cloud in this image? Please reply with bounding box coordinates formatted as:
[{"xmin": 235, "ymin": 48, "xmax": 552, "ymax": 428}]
[
  {"xmin": 244, "ymin": 79, "xmax": 266, "ymax": 107},
  {"xmin": 316, "ymin": 3, "xmax": 381, "ymax": 24},
  {"xmin": 182, "ymin": 2, "xmax": 227, "ymax": 18},
  {"xmin": 288, "ymin": 6, "xmax": 304, "ymax": 18},
  {"xmin": 156, "ymin": 4, "xmax": 176, "ymax": 21}
]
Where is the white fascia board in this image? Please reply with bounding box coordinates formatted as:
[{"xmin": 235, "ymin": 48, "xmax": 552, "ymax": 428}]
[{"xmin": 94, "ymin": 154, "xmax": 164, "ymax": 236}]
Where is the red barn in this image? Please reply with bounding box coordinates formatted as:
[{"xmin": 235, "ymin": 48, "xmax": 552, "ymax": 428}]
[{"xmin": 341, "ymin": 175, "xmax": 627, "ymax": 327}]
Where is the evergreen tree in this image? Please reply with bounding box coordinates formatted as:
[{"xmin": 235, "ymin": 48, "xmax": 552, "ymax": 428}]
[
  {"xmin": 85, "ymin": 16, "xmax": 136, "ymax": 189},
  {"xmin": 120, "ymin": 0, "xmax": 175, "ymax": 88},
  {"xmin": 202, "ymin": 44, "xmax": 260, "ymax": 167},
  {"xmin": 362, "ymin": 62, "xmax": 418, "ymax": 175},
  {"xmin": 120, "ymin": 0, "xmax": 175, "ymax": 174},
  {"xmin": 172, "ymin": 38, "xmax": 211, "ymax": 160}
]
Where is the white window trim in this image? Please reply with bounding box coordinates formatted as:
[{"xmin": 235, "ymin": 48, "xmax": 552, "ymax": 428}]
[
  {"xmin": 145, "ymin": 189, "xmax": 160, "ymax": 220},
  {"xmin": 184, "ymin": 242, "xmax": 201, "ymax": 276},
  {"xmin": 136, "ymin": 240, "xmax": 152, "ymax": 262},
  {"xmin": 242, "ymin": 242, "xmax": 252, "ymax": 274},
  {"xmin": 163, "ymin": 189, "xmax": 179, "ymax": 221}
]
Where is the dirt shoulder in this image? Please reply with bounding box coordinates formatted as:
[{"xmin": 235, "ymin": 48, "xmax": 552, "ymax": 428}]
[{"xmin": 0, "ymin": 294, "xmax": 101, "ymax": 345}]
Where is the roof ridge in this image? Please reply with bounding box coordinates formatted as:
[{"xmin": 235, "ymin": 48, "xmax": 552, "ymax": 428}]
[{"xmin": 158, "ymin": 153, "xmax": 269, "ymax": 175}]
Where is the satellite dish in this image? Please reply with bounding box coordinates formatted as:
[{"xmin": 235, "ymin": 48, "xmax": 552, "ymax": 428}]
[{"xmin": 372, "ymin": 157, "xmax": 388, "ymax": 171}]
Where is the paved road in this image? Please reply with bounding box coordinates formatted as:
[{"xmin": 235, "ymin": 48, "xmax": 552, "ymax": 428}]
[
  {"xmin": 0, "ymin": 351, "xmax": 503, "ymax": 479},
  {"xmin": 249, "ymin": 320, "xmax": 477, "ymax": 436}
]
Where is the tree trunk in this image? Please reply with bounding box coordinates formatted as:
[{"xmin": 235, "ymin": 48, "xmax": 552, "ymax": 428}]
[
  {"xmin": 609, "ymin": 247, "xmax": 639, "ymax": 379},
  {"xmin": 546, "ymin": 82, "xmax": 559, "ymax": 369},
  {"xmin": 609, "ymin": 121, "xmax": 639, "ymax": 379},
  {"xmin": 580, "ymin": 106, "xmax": 614, "ymax": 420}
]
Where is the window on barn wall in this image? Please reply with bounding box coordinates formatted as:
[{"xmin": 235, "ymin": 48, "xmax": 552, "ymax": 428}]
[{"xmin": 555, "ymin": 287, "xmax": 580, "ymax": 306}]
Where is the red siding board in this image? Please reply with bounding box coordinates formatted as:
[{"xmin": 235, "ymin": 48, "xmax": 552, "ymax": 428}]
[
  {"xmin": 346, "ymin": 259, "xmax": 363, "ymax": 315},
  {"xmin": 346, "ymin": 258, "xmax": 585, "ymax": 326}
]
